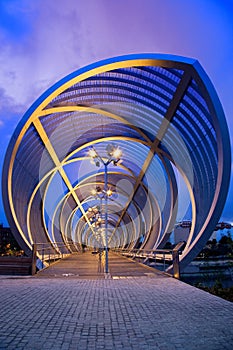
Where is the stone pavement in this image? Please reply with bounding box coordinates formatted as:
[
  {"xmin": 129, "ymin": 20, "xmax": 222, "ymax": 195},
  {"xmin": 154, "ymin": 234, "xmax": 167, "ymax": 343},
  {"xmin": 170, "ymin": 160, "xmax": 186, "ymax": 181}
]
[{"xmin": 0, "ymin": 273, "xmax": 233, "ymax": 349}]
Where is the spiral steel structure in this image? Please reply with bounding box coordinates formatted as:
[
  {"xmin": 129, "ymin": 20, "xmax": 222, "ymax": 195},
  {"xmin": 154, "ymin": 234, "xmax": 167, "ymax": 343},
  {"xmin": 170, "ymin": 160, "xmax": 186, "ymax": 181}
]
[{"xmin": 2, "ymin": 54, "xmax": 231, "ymax": 271}]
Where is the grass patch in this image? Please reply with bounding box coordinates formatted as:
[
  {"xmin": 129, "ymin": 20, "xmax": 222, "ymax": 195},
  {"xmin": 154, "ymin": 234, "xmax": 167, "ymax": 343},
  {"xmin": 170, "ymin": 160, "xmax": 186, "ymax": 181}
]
[{"xmin": 196, "ymin": 281, "xmax": 233, "ymax": 302}]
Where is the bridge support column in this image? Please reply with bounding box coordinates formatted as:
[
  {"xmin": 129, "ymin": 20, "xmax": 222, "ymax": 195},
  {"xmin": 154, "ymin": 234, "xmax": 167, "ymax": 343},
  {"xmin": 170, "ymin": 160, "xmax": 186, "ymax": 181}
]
[
  {"xmin": 172, "ymin": 242, "xmax": 186, "ymax": 279},
  {"xmin": 31, "ymin": 244, "xmax": 37, "ymax": 275},
  {"xmin": 172, "ymin": 250, "xmax": 180, "ymax": 279}
]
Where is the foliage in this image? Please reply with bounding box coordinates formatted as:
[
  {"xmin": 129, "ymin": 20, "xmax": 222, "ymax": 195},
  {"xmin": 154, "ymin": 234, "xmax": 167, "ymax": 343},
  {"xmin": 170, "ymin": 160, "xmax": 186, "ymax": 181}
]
[
  {"xmin": 197, "ymin": 280, "xmax": 233, "ymax": 302},
  {"xmin": 198, "ymin": 233, "xmax": 233, "ymax": 258},
  {"xmin": 185, "ymin": 233, "xmax": 233, "ymax": 302},
  {"xmin": 0, "ymin": 242, "xmax": 24, "ymax": 256}
]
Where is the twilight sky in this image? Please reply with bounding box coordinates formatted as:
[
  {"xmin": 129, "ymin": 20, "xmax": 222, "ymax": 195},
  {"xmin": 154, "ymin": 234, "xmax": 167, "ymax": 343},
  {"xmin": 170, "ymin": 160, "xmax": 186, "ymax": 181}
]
[{"xmin": 0, "ymin": 0, "xmax": 232, "ymax": 225}]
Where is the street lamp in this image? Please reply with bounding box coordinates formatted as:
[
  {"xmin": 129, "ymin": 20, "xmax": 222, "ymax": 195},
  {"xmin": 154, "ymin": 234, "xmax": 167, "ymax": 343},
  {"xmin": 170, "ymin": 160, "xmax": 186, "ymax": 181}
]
[
  {"xmin": 88, "ymin": 206, "xmax": 103, "ymax": 251},
  {"xmin": 90, "ymin": 187, "xmax": 113, "ymax": 253},
  {"xmin": 88, "ymin": 144, "xmax": 122, "ymax": 275}
]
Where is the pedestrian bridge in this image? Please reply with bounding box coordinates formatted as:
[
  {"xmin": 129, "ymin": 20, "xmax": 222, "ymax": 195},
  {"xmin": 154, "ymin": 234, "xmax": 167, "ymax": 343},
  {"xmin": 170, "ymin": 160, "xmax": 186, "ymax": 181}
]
[
  {"xmin": 35, "ymin": 250, "xmax": 168, "ymax": 279},
  {"xmin": 3, "ymin": 54, "xmax": 231, "ymax": 282}
]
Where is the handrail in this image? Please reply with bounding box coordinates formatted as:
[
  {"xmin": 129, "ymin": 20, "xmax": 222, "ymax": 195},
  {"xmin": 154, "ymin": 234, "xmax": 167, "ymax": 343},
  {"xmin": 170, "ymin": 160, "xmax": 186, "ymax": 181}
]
[
  {"xmin": 31, "ymin": 242, "xmax": 81, "ymax": 274},
  {"xmin": 113, "ymin": 242, "xmax": 186, "ymax": 279}
]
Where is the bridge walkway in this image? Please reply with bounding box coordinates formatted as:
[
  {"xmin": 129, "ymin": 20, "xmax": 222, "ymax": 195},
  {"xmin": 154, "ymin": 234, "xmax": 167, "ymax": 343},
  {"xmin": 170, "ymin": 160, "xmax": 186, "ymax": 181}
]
[{"xmin": 35, "ymin": 250, "xmax": 166, "ymax": 279}]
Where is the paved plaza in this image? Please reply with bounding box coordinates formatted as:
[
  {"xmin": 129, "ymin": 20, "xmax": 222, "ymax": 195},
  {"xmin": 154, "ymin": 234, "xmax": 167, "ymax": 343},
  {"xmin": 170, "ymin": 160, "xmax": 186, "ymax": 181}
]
[{"xmin": 0, "ymin": 253, "xmax": 233, "ymax": 350}]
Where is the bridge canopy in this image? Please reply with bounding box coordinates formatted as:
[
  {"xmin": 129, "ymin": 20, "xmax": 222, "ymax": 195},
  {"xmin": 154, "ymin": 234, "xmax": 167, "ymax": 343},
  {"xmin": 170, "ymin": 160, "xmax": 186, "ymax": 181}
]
[{"xmin": 2, "ymin": 53, "xmax": 231, "ymax": 271}]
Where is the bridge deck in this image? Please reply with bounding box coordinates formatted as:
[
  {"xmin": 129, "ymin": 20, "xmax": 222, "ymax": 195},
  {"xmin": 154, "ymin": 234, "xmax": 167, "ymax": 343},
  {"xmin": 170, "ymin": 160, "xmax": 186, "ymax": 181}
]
[
  {"xmin": 36, "ymin": 251, "xmax": 166, "ymax": 279},
  {"xmin": 0, "ymin": 253, "xmax": 233, "ymax": 349}
]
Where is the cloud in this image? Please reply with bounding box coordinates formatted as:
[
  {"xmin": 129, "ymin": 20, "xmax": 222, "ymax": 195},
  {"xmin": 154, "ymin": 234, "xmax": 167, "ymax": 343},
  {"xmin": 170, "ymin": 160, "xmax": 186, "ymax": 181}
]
[
  {"xmin": 0, "ymin": 0, "xmax": 232, "ymax": 225},
  {"xmin": 0, "ymin": 87, "xmax": 25, "ymax": 114},
  {"xmin": 0, "ymin": 0, "xmax": 232, "ymax": 114},
  {"xmin": 0, "ymin": 0, "xmax": 97, "ymax": 115}
]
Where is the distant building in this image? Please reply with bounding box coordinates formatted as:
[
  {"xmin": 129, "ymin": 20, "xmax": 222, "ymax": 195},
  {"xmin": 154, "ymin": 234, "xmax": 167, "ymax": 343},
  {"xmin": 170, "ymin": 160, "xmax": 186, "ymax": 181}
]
[
  {"xmin": 174, "ymin": 221, "xmax": 191, "ymax": 243},
  {"xmin": 174, "ymin": 221, "xmax": 232, "ymax": 244},
  {"xmin": 215, "ymin": 222, "xmax": 232, "ymax": 231}
]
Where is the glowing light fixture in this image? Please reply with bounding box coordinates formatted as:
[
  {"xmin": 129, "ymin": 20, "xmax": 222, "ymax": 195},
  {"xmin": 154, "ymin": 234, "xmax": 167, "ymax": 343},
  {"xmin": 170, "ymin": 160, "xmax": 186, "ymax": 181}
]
[{"xmin": 88, "ymin": 144, "xmax": 122, "ymax": 275}]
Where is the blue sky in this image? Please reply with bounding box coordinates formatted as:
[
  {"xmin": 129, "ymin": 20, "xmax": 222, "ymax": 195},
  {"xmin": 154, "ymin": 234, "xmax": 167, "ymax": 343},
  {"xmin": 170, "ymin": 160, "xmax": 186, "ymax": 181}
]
[{"xmin": 0, "ymin": 0, "xmax": 232, "ymax": 225}]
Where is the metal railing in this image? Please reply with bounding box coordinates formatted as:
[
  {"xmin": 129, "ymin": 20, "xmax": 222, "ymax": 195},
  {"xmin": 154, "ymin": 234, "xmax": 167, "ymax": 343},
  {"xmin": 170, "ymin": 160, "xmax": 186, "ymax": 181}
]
[
  {"xmin": 31, "ymin": 241, "xmax": 185, "ymax": 278},
  {"xmin": 31, "ymin": 242, "xmax": 81, "ymax": 274},
  {"xmin": 114, "ymin": 242, "xmax": 186, "ymax": 279}
]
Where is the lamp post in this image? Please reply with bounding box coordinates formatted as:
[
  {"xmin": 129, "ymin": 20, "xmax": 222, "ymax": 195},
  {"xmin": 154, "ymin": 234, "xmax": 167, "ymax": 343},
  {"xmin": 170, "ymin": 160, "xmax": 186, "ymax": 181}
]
[
  {"xmin": 88, "ymin": 144, "xmax": 122, "ymax": 275},
  {"xmin": 88, "ymin": 206, "xmax": 102, "ymax": 251}
]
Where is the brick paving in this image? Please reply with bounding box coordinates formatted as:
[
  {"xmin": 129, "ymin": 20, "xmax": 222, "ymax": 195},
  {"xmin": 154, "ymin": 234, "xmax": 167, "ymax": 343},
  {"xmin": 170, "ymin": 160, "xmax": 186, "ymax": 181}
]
[{"xmin": 0, "ymin": 253, "xmax": 233, "ymax": 349}]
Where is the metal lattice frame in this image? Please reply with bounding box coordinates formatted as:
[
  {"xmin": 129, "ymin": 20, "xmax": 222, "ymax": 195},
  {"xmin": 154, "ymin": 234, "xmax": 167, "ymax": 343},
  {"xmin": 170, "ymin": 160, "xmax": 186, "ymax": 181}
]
[{"xmin": 2, "ymin": 54, "xmax": 231, "ymax": 272}]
